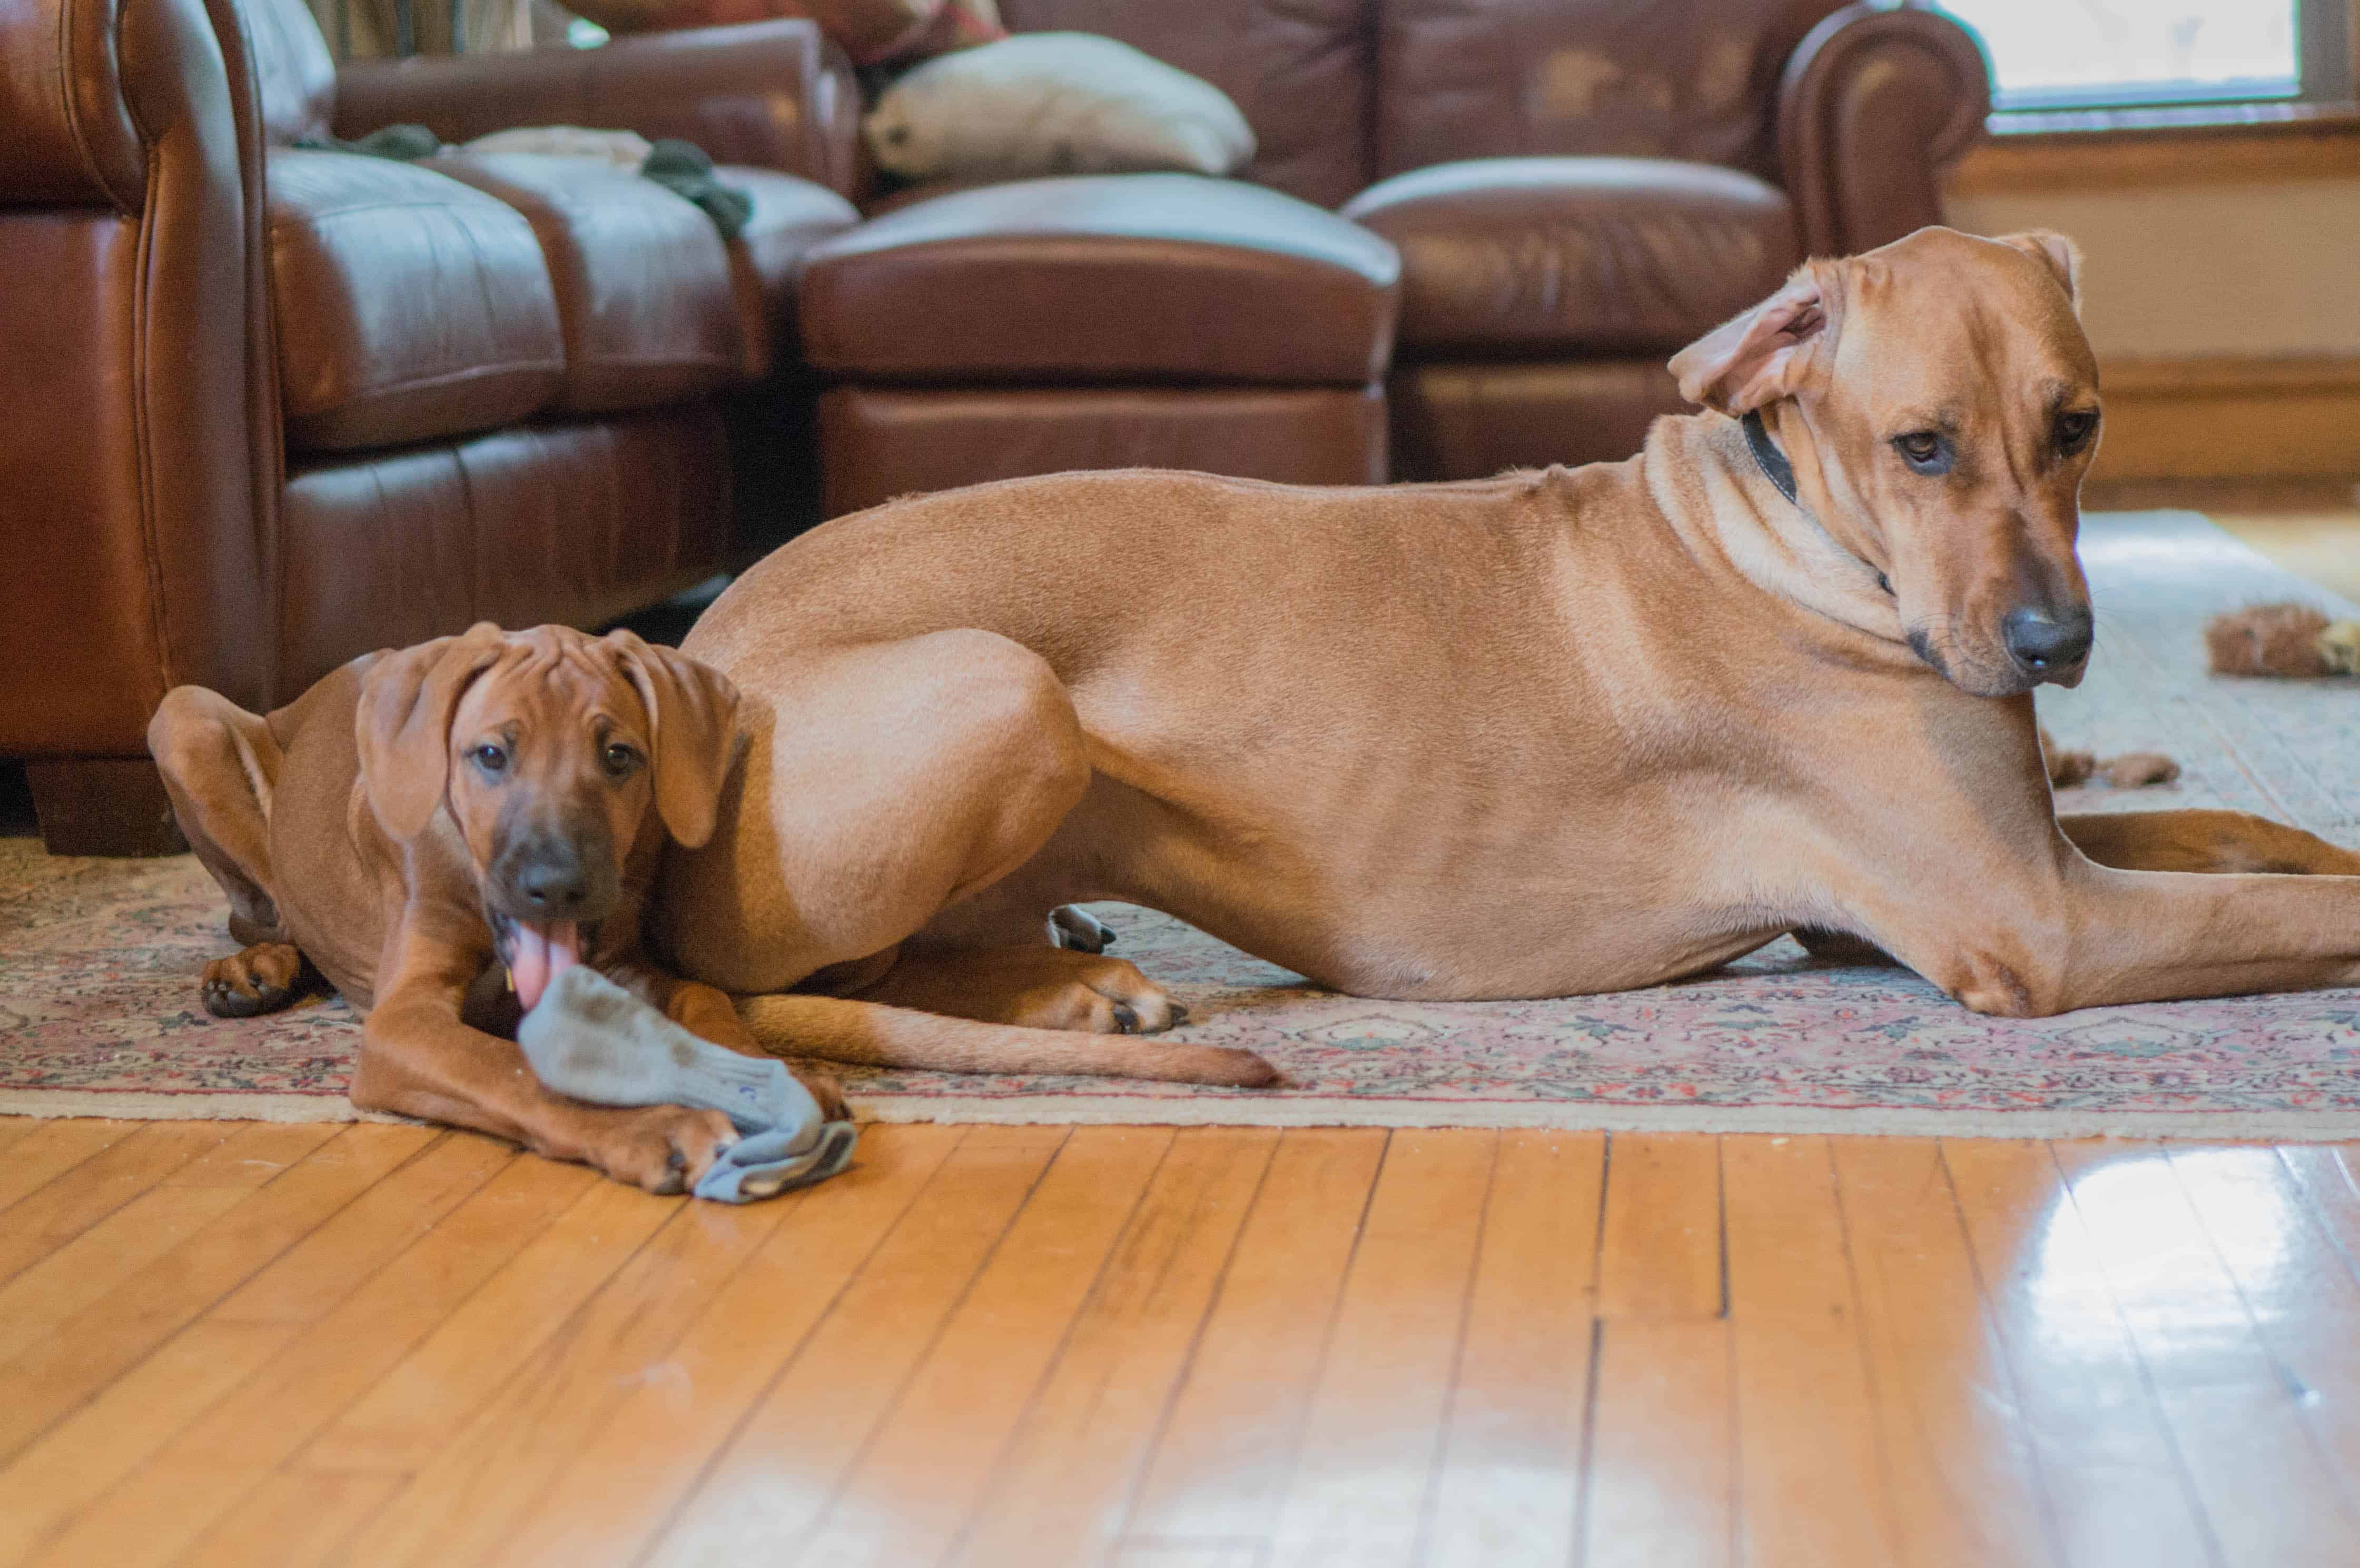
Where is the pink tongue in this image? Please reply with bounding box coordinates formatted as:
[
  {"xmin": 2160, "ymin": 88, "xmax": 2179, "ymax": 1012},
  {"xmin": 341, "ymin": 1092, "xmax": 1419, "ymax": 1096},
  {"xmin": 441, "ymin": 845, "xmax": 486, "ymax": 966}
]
[{"xmin": 510, "ymin": 921, "xmax": 581, "ymax": 1013}]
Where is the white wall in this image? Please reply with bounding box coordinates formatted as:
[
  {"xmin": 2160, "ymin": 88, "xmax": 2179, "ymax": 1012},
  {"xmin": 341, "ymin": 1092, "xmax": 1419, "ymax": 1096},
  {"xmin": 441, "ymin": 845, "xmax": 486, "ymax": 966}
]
[{"xmin": 1946, "ymin": 179, "xmax": 2360, "ymax": 358}]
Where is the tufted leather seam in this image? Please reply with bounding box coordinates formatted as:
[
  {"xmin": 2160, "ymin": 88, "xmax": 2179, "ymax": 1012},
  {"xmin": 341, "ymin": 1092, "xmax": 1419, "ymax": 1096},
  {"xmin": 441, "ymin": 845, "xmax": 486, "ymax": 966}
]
[
  {"xmin": 57, "ymin": 0, "xmax": 142, "ymax": 215},
  {"xmin": 124, "ymin": 2, "xmax": 180, "ymax": 718}
]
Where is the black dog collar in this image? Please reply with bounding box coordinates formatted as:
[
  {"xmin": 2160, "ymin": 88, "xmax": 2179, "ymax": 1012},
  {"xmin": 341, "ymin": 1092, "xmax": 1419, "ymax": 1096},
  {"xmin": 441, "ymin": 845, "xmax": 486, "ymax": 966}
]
[{"xmin": 1742, "ymin": 409, "xmax": 1799, "ymax": 508}]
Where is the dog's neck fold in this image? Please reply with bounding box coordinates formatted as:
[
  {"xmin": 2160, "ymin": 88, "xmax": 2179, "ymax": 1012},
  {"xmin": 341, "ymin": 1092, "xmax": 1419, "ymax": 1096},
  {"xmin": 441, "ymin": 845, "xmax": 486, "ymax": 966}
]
[{"xmin": 1642, "ymin": 408, "xmax": 1908, "ymax": 653}]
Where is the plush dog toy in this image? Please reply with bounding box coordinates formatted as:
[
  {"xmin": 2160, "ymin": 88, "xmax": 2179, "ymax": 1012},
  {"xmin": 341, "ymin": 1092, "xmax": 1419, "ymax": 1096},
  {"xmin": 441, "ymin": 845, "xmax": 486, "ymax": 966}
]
[
  {"xmin": 518, "ymin": 967, "xmax": 858, "ymax": 1203},
  {"xmin": 2204, "ymin": 603, "xmax": 2360, "ymax": 679}
]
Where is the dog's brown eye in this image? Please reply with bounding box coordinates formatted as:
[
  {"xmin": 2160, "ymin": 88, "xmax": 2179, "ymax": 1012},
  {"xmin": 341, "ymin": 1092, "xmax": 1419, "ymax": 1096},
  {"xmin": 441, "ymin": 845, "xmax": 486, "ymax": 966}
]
[
  {"xmin": 471, "ymin": 743, "xmax": 508, "ymax": 774},
  {"xmin": 1892, "ymin": 431, "xmax": 1950, "ymax": 475},
  {"xmin": 2057, "ymin": 409, "xmax": 2098, "ymax": 453},
  {"xmin": 602, "ymin": 743, "xmax": 641, "ymax": 778}
]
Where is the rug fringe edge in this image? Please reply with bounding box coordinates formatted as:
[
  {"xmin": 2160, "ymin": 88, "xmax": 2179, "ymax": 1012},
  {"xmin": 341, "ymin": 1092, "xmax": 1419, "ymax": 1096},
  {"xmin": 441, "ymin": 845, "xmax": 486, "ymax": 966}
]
[{"xmin": 7, "ymin": 1087, "xmax": 2355, "ymax": 1141}]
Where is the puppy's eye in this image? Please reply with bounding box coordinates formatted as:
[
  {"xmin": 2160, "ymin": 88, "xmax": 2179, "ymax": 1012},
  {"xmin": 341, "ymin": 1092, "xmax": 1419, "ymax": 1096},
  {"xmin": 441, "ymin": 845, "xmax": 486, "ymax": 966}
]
[
  {"xmin": 2057, "ymin": 409, "xmax": 2099, "ymax": 454},
  {"xmin": 601, "ymin": 742, "xmax": 642, "ymax": 778},
  {"xmin": 1893, "ymin": 431, "xmax": 1949, "ymax": 474},
  {"xmin": 471, "ymin": 743, "xmax": 508, "ymax": 774}
]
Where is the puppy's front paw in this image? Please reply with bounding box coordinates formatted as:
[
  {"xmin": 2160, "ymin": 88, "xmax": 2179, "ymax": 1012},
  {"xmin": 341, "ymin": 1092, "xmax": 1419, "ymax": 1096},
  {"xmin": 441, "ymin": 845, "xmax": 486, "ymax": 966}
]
[
  {"xmin": 796, "ymin": 1069, "xmax": 851, "ymax": 1123},
  {"xmin": 575, "ymin": 1104, "xmax": 739, "ymax": 1195}
]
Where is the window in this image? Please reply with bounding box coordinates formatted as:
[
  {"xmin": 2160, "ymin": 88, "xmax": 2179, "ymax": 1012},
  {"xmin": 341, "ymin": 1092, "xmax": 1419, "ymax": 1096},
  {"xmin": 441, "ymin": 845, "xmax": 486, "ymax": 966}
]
[{"xmin": 1938, "ymin": 1, "xmax": 2352, "ymax": 112}]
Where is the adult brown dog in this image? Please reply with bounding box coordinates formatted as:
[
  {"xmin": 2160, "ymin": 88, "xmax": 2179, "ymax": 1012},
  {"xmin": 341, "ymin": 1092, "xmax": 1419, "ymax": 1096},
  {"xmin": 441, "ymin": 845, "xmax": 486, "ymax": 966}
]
[
  {"xmin": 150, "ymin": 626, "xmax": 1271, "ymax": 1193},
  {"xmin": 655, "ymin": 226, "xmax": 2360, "ymax": 1022}
]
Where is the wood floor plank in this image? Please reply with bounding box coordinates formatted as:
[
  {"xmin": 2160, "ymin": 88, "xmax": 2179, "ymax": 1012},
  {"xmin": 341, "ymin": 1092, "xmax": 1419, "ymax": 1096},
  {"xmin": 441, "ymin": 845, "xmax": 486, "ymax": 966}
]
[
  {"xmin": 484, "ymin": 1126, "xmax": 967, "ymax": 1568},
  {"xmin": 45, "ymin": 1160, "xmax": 637, "ymax": 1568},
  {"xmin": 642, "ymin": 1126, "xmax": 1069, "ymax": 1566},
  {"xmin": 2171, "ymin": 1147, "xmax": 2360, "ymax": 1511},
  {"xmin": 0, "ymin": 1131, "xmax": 505, "ymax": 1564},
  {"xmin": 175, "ymin": 1472, "xmax": 404, "ymax": 1568},
  {"xmin": 0, "ymin": 1124, "xmax": 428, "ymax": 1466},
  {"xmin": 9, "ymin": 1138, "xmax": 564, "ymax": 1568},
  {"xmin": 1118, "ymin": 1129, "xmax": 1389, "ymax": 1545},
  {"xmin": 0, "ymin": 1118, "xmax": 138, "ymax": 1215},
  {"xmin": 324, "ymin": 1183, "xmax": 832, "ymax": 1568},
  {"xmin": 2051, "ymin": 1140, "xmax": 2360, "ymax": 1567},
  {"xmin": 950, "ymin": 1128, "xmax": 1280, "ymax": 1568},
  {"xmin": 0, "ymin": 1318, "xmax": 292, "ymax": 1565},
  {"xmin": 795, "ymin": 1127, "xmax": 1177, "ymax": 1567},
  {"xmin": 332, "ymin": 1188, "xmax": 797, "ymax": 1565},
  {"xmin": 1722, "ymin": 1134, "xmax": 1897, "ymax": 1568},
  {"xmin": 0, "ymin": 1117, "xmax": 46, "ymax": 1162},
  {"xmin": 1266, "ymin": 1128, "xmax": 1497, "ymax": 1568},
  {"xmin": 1830, "ymin": 1137, "xmax": 2057, "ymax": 1568},
  {"xmin": 2276, "ymin": 1147, "xmax": 2360, "ymax": 1284},
  {"xmin": 0, "ymin": 1121, "xmax": 235, "ymax": 1286},
  {"xmin": 1423, "ymin": 1130, "xmax": 1605, "ymax": 1568},
  {"xmin": 1583, "ymin": 1319, "xmax": 1734, "ymax": 1568},
  {"xmin": 1942, "ymin": 1138, "xmax": 2216, "ymax": 1568},
  {"xmin": 0, "ymin": 1124, "xmax": 340, "ymax": 1366},
  {"xmin": 298, "ymin": 1171, "xmax": 714, "ymax": 1477},
  {"xmin": 1596, "ymin": 1133, "xmax": 1723, "ymax": 1321}
]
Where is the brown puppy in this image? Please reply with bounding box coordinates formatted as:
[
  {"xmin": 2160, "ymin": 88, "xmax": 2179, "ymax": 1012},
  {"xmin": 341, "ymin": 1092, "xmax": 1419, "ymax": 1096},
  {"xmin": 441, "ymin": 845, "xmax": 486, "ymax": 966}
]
[
  {"xmin": 151, "ymin": 625, "xmax": 1270, "ymax": 1194},
  {"xmin": 656, "ymin": 225, "xmax": 2360, "ymax": 1021}
]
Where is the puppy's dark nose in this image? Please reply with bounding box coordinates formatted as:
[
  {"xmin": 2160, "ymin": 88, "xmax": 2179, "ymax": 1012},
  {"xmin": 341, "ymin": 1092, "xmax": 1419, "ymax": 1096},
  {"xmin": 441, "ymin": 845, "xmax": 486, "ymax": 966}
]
[
  {"xmin": 2003, "ymin": 605, "xmax": 2094, "ymax": 673},
  {"xmin": 508, "ymin": 840, "xmax": 591, "ymax": 914}
]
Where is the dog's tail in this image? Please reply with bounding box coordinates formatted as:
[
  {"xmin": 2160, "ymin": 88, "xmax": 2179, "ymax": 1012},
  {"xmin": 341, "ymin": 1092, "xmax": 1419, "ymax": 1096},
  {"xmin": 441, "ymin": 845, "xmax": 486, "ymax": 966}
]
[{"xmin": 733, "ymin": 993, "xmax": 1278, "ymax": 1088}]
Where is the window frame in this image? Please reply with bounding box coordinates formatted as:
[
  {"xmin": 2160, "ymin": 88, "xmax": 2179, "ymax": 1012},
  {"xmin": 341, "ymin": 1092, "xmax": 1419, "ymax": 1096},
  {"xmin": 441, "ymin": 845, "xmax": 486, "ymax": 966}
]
[{"xmin": 1940, "ymin": 0, "xmax": 2355, "ymax": 123}]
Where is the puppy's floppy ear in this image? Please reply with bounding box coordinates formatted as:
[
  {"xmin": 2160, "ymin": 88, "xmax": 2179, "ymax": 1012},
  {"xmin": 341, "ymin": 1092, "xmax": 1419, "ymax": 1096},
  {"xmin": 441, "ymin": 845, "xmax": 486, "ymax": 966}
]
[
  {"xmin": 356, "ymin": 623, "xmax": 510, "ymax": 840},
  {"xmin": 607, "ymin": 630, "xmax": 742, "ymax": 849},
  {"xmin": 1669, "ymin": 266, "xmax": 1831, "ymax": 416}
]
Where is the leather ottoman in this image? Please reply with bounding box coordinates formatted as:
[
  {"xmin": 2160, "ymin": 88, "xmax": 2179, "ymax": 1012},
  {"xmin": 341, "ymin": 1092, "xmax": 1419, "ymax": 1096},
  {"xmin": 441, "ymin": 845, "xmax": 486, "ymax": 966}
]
[{"xmin": 797, "ymin": 173, "xmax": 1403, "ymax": 517}]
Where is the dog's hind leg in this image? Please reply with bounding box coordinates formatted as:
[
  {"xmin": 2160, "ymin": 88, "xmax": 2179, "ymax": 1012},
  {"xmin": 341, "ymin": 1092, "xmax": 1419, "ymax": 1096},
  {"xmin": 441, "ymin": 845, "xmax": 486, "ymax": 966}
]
[{"xmin": 148, "ymin": 687, "xmax": 313, "ymax": 1016}]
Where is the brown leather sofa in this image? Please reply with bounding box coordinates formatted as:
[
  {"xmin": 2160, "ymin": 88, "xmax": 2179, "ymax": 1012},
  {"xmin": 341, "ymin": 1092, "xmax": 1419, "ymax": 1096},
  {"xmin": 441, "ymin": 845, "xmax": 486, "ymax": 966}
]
[
  {"xmin": 798, "ymin": 0, "xmax": 1990, "ymax": 501},
  {"xmin": 0, "ymin": 0, "xmax": 862, "ymax": 852}
]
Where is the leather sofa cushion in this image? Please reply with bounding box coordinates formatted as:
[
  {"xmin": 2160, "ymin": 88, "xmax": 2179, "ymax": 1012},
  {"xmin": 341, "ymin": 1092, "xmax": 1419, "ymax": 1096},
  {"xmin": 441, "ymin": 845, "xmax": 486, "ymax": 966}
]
[
  {"xmin": 720, "ymin": 167, "xmax": 862, "ymax": 380},
  {"xmin": 428, "ymin": 152, "xmax": 746, "ymax": 414},
  {"xmin": 280, "ymin": 409, "xmax": 733, "ymax": 690},
  {"xmin": 800, "ymin": 173, "xmax": 1400, "ymax": 385},
  {"xmin": 1342, "ymin": 157, "xmax": 1799, "ymax": 356},
  {"xmin": 268, "ymin": 150, "xmax": 566, "ymax": 453}
]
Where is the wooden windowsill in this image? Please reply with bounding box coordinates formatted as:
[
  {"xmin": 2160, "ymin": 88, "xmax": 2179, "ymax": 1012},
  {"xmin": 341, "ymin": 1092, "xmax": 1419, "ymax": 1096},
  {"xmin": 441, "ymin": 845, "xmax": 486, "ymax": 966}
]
[
  {"xmin": 1948, "ymin": 102, "xmax": 2360, "ymax": 195},
  {"xmin": 1990, "ymin": 99, "xmax": 2360, "ymax": 142}
]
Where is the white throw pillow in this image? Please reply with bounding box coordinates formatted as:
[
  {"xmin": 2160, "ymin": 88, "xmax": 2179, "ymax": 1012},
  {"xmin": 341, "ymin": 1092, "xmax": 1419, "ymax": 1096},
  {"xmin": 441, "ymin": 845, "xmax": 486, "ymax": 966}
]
[{"xmin": 865, "ymin": 33, "xmax": 1257, "ymax": 183}]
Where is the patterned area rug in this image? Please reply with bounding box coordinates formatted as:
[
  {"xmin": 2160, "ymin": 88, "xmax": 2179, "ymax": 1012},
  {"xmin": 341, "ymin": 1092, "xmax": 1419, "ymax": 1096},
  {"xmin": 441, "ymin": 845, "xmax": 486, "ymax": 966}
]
[{"xmin": 5, "ymin": 511, "xmax": 2358, "ymax": 1136}]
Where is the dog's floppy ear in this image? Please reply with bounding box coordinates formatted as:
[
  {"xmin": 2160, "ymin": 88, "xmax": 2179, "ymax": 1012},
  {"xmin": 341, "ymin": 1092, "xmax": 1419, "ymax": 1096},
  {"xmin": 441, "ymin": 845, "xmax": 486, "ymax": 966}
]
[
  {"xmin": 607, "ymin": 630, "xmax": 742, "ymax": 849},
  {"xmin": 1669, "ymin": 269, "xmax": 1830, "ymax": 416},
  {"xmin": 356, "ymin": 623, "xmax": 509, "ymax": 840},
  {"xmin": 1995, "ymin": 229, "xmax": 2082, "ymax": 312}
]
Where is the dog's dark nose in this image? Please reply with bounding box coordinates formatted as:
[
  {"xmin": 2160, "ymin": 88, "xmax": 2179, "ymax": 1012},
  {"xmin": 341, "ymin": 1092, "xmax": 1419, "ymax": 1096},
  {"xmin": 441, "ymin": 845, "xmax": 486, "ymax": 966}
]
[
  {"xmin": 2003, "ymin": 606, "xmax": 2094, "ymax": 673},
  {"xmin": 508, "ymin": 840, "xmax": 591, "ymax": 914}
]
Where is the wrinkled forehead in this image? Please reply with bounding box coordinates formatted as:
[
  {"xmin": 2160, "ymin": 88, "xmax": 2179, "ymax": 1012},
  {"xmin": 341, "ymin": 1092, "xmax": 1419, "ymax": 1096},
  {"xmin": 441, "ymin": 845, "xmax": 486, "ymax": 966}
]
[
  {"xmin": 1832, "ymin": 232, "xmax": 2097, "ymax": 416},
  {"xmin": 450, "ymin": 636, "xmax": 648, "ymax": 735}
]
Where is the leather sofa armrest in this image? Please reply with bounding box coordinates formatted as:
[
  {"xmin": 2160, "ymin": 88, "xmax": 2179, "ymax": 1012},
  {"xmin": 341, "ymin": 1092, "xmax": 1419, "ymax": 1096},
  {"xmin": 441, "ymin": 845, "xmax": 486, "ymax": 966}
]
[
  {"xmin": 0, "ymin": 0, "xmax": 281, "ymax": 751},
  {"xmin": 332, "ymin": 21, "xmax": 860, "ymax": 194},
  {"xmin": 1777, "ymin": 3, "xmax": 1991, "ymax": 256}
]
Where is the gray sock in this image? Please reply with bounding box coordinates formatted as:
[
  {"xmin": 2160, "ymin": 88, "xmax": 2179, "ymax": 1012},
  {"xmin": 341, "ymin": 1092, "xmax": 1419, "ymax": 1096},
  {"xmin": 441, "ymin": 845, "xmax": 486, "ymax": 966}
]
[{"xmin": 518, "ymin": 967, "xmax": 804, "ymax": 1132}]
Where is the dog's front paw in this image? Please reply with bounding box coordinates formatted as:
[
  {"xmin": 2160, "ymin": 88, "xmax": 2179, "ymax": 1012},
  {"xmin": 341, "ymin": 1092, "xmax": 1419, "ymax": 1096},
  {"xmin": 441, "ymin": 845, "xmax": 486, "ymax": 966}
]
[
  {"xmin": 795, "ymin": 1069, "xmax": 851, "ymax": 1123},
  {"xmin": 571, "ymin": 1104, "xmax": 739, "ymax": 1195}
]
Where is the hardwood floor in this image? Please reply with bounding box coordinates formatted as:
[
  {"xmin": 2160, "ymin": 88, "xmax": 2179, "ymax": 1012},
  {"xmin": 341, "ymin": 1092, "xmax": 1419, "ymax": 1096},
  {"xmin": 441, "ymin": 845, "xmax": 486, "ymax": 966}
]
[{"xmin": 5, "ymin": 1117, "xmax": 2360, "ymax": 1567}]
